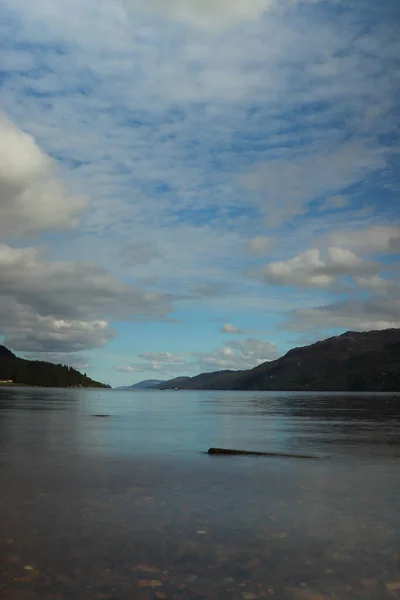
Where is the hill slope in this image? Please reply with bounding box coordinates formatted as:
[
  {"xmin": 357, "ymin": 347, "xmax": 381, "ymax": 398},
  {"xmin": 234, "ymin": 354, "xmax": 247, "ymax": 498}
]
[
  {"xmin": 0, "ymin": 346, "xmax": 109, "ymax": 388},
  {"xmin": 117, "ymin": 379, "xmax": 166, "ymax": 389},
  {"xmin": 163, "ymin": 371, "xmax": 244, "ymax": 390},
  {"xmin": 163, "ymin": 329, "xmax": 400, "ymax": 392}
]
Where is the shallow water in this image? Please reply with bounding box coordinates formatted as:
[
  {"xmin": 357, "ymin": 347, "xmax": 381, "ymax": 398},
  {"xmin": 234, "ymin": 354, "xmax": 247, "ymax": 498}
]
[{"xmin": 1, "ymin": 387, "xmax": 400, "ymax": 599}]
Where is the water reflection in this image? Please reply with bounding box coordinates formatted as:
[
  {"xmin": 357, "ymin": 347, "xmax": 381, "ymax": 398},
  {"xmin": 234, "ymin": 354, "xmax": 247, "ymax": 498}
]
[
  {"xmin": 0, "ymin": 388, "xmax": 80, "ymax": 463},
  {"xmin": 1, "ymin": 388, "xmax": 400, "ymax": 461},
  {"xmin": 247, "ymin": 392, "xmax": 400, "ymax": 458},
  {"xmin": 1, "ymin": 388, "xmax": 400, "ymax": 600}
]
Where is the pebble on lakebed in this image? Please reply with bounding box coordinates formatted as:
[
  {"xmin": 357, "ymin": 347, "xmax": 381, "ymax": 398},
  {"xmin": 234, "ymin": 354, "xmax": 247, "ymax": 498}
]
[
  {"xmin": 386, "ymin": 581, "xmax": 400, "ymax": 592},
  {"xmin": 136, "ymin": 564, "xmax": 161, "ymax": 573},
  {"xmin": 138, "ymin": 579, "xmax": 162, "ymax": 588}
]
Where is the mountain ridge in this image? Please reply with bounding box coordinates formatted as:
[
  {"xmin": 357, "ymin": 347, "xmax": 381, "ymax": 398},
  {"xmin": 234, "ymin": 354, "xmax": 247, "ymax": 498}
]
[
  {"xmin": 163, "ymin": 329, "xmax": 400, "ymax": 391},
  {"xmin": 117, "ymin": 379, "xmax": 166, "ymax": 389}
]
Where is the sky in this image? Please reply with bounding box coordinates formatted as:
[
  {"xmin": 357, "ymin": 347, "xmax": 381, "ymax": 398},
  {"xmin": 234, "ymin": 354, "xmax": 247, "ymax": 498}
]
[{"xmin": 0, "ymin": 0, "xmax": 399, "ymax": 387}]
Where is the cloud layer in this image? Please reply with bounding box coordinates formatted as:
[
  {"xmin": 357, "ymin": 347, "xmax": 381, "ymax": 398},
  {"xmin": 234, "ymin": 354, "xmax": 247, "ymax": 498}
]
[
  {"xmin": 116, "ymin": 337, "xmax": 278, "ymax": 376},
  {"xmin": 1, "ymin": 0, "xmax": 399, "ymax": 384},
  {"xmin": 126, "ymin": 0, "xmax": 275, "ymax": 29},
  {"xmin": 329, "ymin": 226, "xmax": 400, "ymax": 255},
  {"xmin": 286, "ymin": 296, "xmax": 400, "ymax": 333},
  {"xmin": 0, "ymin": 243, "xmax": 172, "ymax": 352}
]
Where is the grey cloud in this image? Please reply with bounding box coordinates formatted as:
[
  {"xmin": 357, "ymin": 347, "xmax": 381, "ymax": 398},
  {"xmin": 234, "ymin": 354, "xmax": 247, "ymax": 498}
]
[
  {"xmin": 317, "ymin": 195, "xmax": 350, "ymax": 212},
  {"xmin": 286, "ymin": 333, "xmax": 326, "ymax": 347},
  {"xmin": 136, "ymin": 275, "xmax": 160, "ymax": 287},
  {"xmin": 0, "ymin": 244, "xmax": 173, "ymax": 353},
  {"xmin": 193, "ymin": 282, "xmax": 231, "ymax": 298},
  {"xmin": 284, "ymin": 296, "xmax": 400, "ymax": 332},
  {"xmin": 119, "ymin": 241, "xmax": 161, "ymax": 266},
  {"xmin": 240, "ymin": 141, "xmax": 387, "ymax": 226},
  {"xmin": 245, "ymin": 236, "xmax": 272, "ymax": 255},
  {"xmin": 354, "ymin": 275, "xmax": 400, "ymax": 295},
  {"xmin": 1, "ymin": 303, "xmax": 115, "ymax": 353},
  {"xmin": 329, "ymin": 226, "xmax": 400, "ymax": 254}
]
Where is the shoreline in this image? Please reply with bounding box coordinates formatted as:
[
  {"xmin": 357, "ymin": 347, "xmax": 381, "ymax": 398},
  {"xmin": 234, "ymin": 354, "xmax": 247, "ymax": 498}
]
[{"xmin": 0, "ymin": 382, "xmax": 107, "ymax": 389}]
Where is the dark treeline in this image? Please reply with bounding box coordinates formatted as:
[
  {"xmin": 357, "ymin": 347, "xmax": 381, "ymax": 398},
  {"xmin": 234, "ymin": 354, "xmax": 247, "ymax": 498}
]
[{"xmin": 0, "ymin": 346, "xmax": 109, "ymax": 388}]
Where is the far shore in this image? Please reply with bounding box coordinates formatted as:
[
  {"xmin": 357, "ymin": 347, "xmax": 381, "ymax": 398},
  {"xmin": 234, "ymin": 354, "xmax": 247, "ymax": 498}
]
[{"xmin": 0, "ymin": 382, "xmax": 106, "ymax": 389}]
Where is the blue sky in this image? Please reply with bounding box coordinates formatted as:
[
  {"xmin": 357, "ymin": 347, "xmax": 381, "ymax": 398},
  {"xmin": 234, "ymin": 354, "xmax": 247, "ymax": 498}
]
[{"xmin": 0, "ymin": 0, "xmax": 399, "ymax": 387}]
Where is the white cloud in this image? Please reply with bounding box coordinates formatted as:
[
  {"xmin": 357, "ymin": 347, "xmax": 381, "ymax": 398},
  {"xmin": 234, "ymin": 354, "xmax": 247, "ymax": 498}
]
[
  {"xmin": 125, "ymin": 0, "xmax": 275, "ymax": 30},
  {"xmin": 220, "ymin": 323, "xmax": 270, "ymax": 334},
  {"xmin": 193, "ymin": 337, "xmax": 278, "ymax": 370},
  {"xmin": 0, "ymin": 244, "xmax": 173, "ymax": 352},
  {"xmin": 116, "ymin": 363, "xmax": 165, "ymax": 373},
  {"xmin": 228, "ymin": 338, "xmax": 277, "ymax": 359},
  {"xmin": 329, "ymin": 226, "xmax": 400, "ymax": 254},
  {"xmin": 0, "ymin": 113, "xmax": 88, "ymax": 237},
  {"xmin": 116, "ymin": 337, "xmax": 278, "ymax": 376},
  {"xmin": 260, "ymin": 246, "xmax": 379, "ymax": 288},
  {"xmin": 115, "ymin": 361, "xmax": 195, "ymax": 374},
  {"xmin": 221, "ymin": 323, "xmax": 243, "ymax": 334},
  {"xmin": 138, "ymin": 351, "xmax": 188, "ymax": 362},
  {"xmin": 245, "ymin": 236, "xmax": 272, "ymax": 255},
  {"xmin": 116, "ymin": 349, "xmax": 194, "ymax": 375}
]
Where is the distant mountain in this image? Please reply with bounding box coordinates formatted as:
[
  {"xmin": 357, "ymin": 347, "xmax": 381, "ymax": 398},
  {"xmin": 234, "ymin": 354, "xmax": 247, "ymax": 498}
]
[
  {"xmin": 163, "ymin": 329, "xmax": 400, "ymax": 392},
  {"xmin": 163, "ymin": 371, "xmax": 243, "ymax": 390},
  {"xmin": 0, "ymin": 346, "xmax": 109, "ymax": 388},
  {"xmin": 162, "ymin": 376, "xmax": 191, "ymax": 388},
  {"xmin": 117, "ymin": 379, "xmax": 166, "ymax": 389}
]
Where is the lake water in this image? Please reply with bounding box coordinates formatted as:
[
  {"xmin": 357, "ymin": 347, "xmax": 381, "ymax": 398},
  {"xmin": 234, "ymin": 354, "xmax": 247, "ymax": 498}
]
[{"xmin": 1, "ymin": 387, "xmax": 400, "ymax": 600}]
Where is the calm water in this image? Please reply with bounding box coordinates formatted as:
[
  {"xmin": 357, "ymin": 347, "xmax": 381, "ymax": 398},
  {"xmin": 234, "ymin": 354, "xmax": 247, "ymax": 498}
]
[{"xmin": 1, "ymin": 387, "xmax": 400, "ymax": 600}]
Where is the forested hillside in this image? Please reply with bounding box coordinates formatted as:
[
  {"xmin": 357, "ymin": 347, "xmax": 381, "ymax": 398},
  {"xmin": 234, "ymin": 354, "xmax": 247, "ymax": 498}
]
[{"xmin": 0, "ymin": 346, "xmax": 109, "ymax": 388}]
